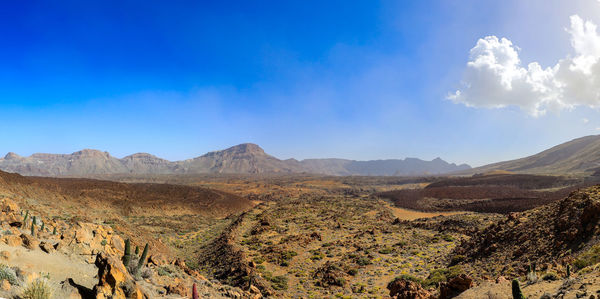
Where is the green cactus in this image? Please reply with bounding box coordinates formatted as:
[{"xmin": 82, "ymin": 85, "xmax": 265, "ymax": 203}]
[
  {"xmin": 135, "ymin": 243, "xmax": 149, "ymax": 275},
  {"xmin": 31, "ymin": 220, "xmax": 35, "ymax": 237},
  {"xmin": 23, "ymin": 210, "xmax": 29, "ymax": 228},
  {"xmin": 512, "ymin": 279, "xmax": 525, "ymax": 299},
  {"xmin": 40, "ymin": 222, "xmax": 45, "ymax": 232},
  {"xmin": 123, "ymin": 239, "xmax": 132, "ymax": 267},
  {"xmin": 135, "ymin": 245, "xmax": 139, "ymax": 255},
  {"xmin": 52, "ymin": 227, "xmax": 56, "ymax": 235},
  {"xmin": 566, "ymin": 264, "xmax": 571, "ymax": 277}
]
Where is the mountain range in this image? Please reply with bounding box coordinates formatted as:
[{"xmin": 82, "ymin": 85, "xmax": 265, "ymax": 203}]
[{"xmin": 0, "ymin": 143, "xmax": 471, "ymax": 177}]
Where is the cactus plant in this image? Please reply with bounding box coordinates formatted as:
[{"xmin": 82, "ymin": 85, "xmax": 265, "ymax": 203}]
[
  {"xmin": 31, "ymin": 220, "xmax": 35, "ymax": 237},
  {"xmin": 512, "ymin": 279, "xmax": 525, "ymax": 299},
  {"xmin": 40, "ymin": 222, "xmax": 45, "ymax": 232},
  {"xmin": 135, "ymin": 245, "xmax": 139, "ymax": 255},
  {"xmin": 192, "ymin": 283, "xmax": 199, "ymax": 299},
  {"xmin": 566, "ymin": 264, "xmax": 570, "ymax": 277},
  {"xmin": 52, "ymin": 227, "xmax": 56, "ymax": 235},
  {"xmin": 135, "ymin": 243, "xmax": 149, "ymax": 275},
  {"xmin": 23, "ymin": 210, "xmax": 29, "ymax": 228},
  {"xmin": 123, "ymin": 239, "xmax": 132, "ymax": 267}
]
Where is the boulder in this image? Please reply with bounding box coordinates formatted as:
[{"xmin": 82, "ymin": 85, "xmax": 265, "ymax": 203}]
[
  {"xmin": 439, "ymin": 274, "xmax": 474, "ymax": 299},
  {"xmin": 93, "ymin": 252, "xmax": 147, "ymax": 299},
  {"xmin": 20, "ymin": 233, "xmax": 40, "ymax": 250},
  {"xmin": 40, "ymin": 242, "xmax": 55, "ymax": 254},
  {"xmin": 1, "ymin": 198, "xmax": 19, "ymax": 214},
  {"xmin": 166, "ymin": 278, "xmax": 189, "ymax": 297},
  {"xmin": 387, "ymin": 278, "xmax": 434, "ymax": 299}
]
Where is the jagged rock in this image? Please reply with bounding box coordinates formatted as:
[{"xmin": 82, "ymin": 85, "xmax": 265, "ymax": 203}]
[
  {"xmin": 439, "ymin": 274, "xmax": 474, "ymax": 299},
  {"xmin": 58, "ymin": 279, "xmax": 84, "ymax": 299},
  {"xmin": 387, "ymin": 278, "xmax": 434, "ymax": 299},
  {"xmin": 1, "ymin": 198, "xmax": 19, "ymax": 214},
  {"xmin": 93, "ymin": 252, "xmax": 147, "ymax": 299},
  {"xmin": 111, "ymin": 234, "xmax": 125, "ymax": 253},
  {"xmin": 39, "ymin": 241, "xmax": 55, "ymax": 253},
  {"xmin": 20, "ymin": 233, "xmax": 39, "ymax": 250},
  {"xmin": 166, "ymin": 278, "xmax": 189, "ymax": 297}
]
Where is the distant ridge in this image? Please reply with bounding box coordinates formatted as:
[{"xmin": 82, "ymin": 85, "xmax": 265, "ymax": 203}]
[
  {"xmin": 470, "ymin": 135, "xmax": 600, "ymax": 175},
  {"xmin": 0, "ymin": 143, "xmax": 470, "ymax": 177}
]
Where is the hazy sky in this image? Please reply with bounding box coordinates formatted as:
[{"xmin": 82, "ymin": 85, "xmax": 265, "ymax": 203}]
[{"xmin": 2, "ymin": 0, "xmax": 600, "ymax": 166}]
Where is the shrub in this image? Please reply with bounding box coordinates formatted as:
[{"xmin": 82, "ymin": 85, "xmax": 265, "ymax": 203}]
[
  {"xmin": 0, "ymin": 264, "xmax": 18, "ymax": 285},
  {"xmin": 542, "ymin": 272, "xmax": 558, "ymax": 281},
  {"xmin": 423, "ymin": 265, "xmax": 462, "ymax": 287},
  {"xmin": 378, "ymin": 247, "xmax": 393, "ymax": 254},
  {"xmin": 395, "ymin": 274, "xmax": 423, "ymax": 284},
  {"xmin": 356, "ymin": 256, "xmax": 371, "ymax": 266},
  {"xmin": 270, "ymin": 275, "xmax": 288, "ymax": 290},
  {"xmin": 22, "ymin": 278, "xmax": 52, "ymax": 299},
  {"xmin": 449, "ymin": 255, "xmax": 466, "ymax": 266}
]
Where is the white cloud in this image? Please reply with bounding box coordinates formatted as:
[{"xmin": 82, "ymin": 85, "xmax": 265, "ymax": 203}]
[
  {"xmin": 583, "ymin": 118, "xmax": 590, "ymax": 123},
  {"xmin": 449, "ymin": 15, "xmax": 600, "ymax": 116}
]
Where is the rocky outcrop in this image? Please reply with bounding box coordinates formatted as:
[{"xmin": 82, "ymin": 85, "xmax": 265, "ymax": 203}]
[
  {"xmin": 387, "ymin": 278, "xmax": 434, "ymax": 299},
  {"xmin": 455, "ymin": 186, "xmax": 600, "ymax": 274},
  {"xmin": 439, "ymin": 274, "xmax": 473, "ymax": 299},
  {"xmin": 93, "ymin": 253, "xmax": 147, "ymax": 299}
]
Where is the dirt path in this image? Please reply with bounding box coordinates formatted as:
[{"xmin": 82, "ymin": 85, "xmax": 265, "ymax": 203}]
[
  {"xmin": 0, "ymin": 243, "xmax": 97, "ymax": 293},
  {"xmin": 388, "ymin": 206, "xmax": 465, "ymax": 220}
]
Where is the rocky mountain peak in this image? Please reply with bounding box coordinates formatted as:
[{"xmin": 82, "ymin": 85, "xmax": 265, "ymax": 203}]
[
  {"xmin": 224, "ymin": 143, "xmax": 265, "ymax": 155},
  {"xmin": 71, "ymin": 149, "xmax": 110, "ymax": 158},
  {"xmin": 3, "ymin": 152, "xmax": 21, "ymax": 160}
]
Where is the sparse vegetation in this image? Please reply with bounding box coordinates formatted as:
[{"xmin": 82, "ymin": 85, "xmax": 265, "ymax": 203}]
[
  {"xmin": 573, "ymin": 244, "xmax": 600, "ymax": 270},
  {"xmin": 0, "ymin": 264, "xmax": 18, "ymax": 285},
  {"xmin": 22, "ymin": 278, "xmax": 52, "ymax": 299}
]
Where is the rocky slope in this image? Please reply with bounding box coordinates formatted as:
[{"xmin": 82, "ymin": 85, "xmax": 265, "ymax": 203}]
[
  {"xmin": 471, "ymin": 134, "xmax": 600, "ymax": 175},
  {"xmin": 0, "ymin": 143, "xmax": 470, "ymax": 177},
  {"xmin": 454, "ymin": 185, "xmax": 600, "ymax": 278},
  {"xmin": 0, "ymin": 197, "xmax": 256, "ymax": 298}
]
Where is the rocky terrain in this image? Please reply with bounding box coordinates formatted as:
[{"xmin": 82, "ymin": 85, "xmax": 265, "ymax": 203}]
[
  {"xmin": 0, "ymin": 143, "xmax": 470, "ymax": 177},
  {"xmin": 0, "ymin": 164, "xmax": 597, "ymax": 298},
  {"xmin": 0, "ymin": 196, "xmax": 254, "ymax": 299}
]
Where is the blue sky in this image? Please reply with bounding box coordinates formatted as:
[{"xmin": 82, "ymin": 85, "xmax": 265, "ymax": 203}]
[{"xmin": 1, "ymin": 0, "xmax": 600, "ymax": 166}]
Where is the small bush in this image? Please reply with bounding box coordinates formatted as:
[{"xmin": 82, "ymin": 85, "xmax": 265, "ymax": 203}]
[
  {"xmin": 542, "ymin": 272, "xmax": 558, "ymax": 281},
  {"xmin": 22, "ymin": 278, "xmax": 52, "ymax": 299},
  {"xmin": 157, "ymin": 266, "xmax": 173, "ymax": 277},
  {"xmin": 378, "ymin": 247, "xmax": 393, "ymax": 254},
  {"xmin": 356, "ymin": 256, "xmax": 371, "ymax": 266},
  {"xmin": 392, "ymin": 274, "xmax": 423, "ymax": 285},
  {"xmin": 270, "ymin": 275, "xmax": 288, "ymax": 290},
  {"xmin": 424, "ymin": 265, "xmax": 462, "ymax": 287},
  {"xmin": 0, "ymin": 264, "xmax": 18, "ymax": 285}
]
